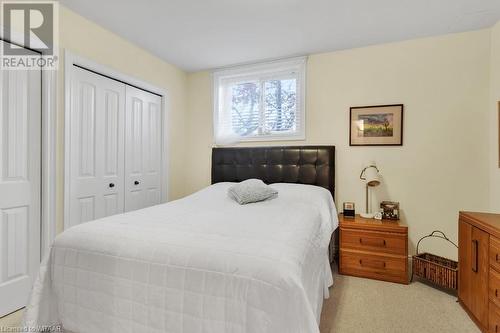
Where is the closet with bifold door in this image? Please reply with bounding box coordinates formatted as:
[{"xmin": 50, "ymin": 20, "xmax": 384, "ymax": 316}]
[{"xmin": 67, "ymin": 65, "xmax": 163, "ymax": 228}]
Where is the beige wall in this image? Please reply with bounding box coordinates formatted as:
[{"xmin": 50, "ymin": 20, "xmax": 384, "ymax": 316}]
[
  {"xmin": 185, "ymin": 71, "xmax": 214, "ymax": 194},
  {"xmin": 185, "ymin": 30, "xmax": 493, "ymax": 260},
  {"xmin": 55, "ymin": 7, "xmax": 188, "ymax": 233},
  {"xmin": 490, "ymin": 22, "xmax": 500, "ymax": 211}
]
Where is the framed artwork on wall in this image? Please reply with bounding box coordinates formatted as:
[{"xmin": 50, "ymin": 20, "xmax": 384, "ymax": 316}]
[
  {"xmin": 350, "ymin": 104, "xmax": 404, "ymax": 146},
  {"xmin": 498, "ymin": 101, "xmax": 500, "ymax": 168}
]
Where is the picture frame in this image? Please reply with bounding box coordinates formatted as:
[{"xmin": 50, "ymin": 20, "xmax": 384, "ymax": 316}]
[
  {"xmin": 380, "ymin": 201, "xmax": 400, "ymax": 220},
  {"xmin": 498, "ymin": 101, "xmax": 500, "ymax": 168},
  {"xmin": 350, "ymin": 104, "xmax": 404, "ymax": 146}
]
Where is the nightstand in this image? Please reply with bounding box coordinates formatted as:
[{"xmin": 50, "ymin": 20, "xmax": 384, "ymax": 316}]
[{"xmin": 339, "ymin": 214, "xmax": 408, "ymax": 284}]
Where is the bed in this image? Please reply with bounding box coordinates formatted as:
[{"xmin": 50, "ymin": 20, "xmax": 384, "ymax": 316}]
[{"xmin": 24, "ymin": 146, "xmax": 338, "ymax": 333}]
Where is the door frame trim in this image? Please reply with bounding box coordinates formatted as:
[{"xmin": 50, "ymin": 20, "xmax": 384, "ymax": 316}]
[
  {"xmin": 63, "ymin": 50, "xmax": 170, "ymax": 230},
  {"xmin": 41, "ymin": 69, "xmax": 57, "ymax": 258}
]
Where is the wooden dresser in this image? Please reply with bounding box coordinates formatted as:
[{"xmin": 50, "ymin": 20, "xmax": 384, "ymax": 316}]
[
  {"xmin": 458, "ymin": 211, "xmax": 500, "ymax": 333},
  {"xmin": 339, "ymin": 214, "xmax": 408, "ymax": 284}
]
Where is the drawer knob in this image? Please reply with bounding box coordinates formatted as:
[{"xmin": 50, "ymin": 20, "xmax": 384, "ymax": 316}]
[
  {"xmin": 496, "ymin": 253, "xmax": 500, "ymax": 262},
  {"xmin": 496, "ymin": 289, "xmax": 499, "ymax": 298}
]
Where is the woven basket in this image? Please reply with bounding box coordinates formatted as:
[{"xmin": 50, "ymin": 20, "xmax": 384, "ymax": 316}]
[{"xmin": 411, "ymin": 231, "xmax": 458, "ymax": 290}]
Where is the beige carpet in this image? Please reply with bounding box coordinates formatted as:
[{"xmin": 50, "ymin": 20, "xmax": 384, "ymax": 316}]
[
  {"xmin": 320, "ymin": 270, "xmax": 480, "ymax": 333},
  {"xmin": 1, "ymin": 271, "xmax": 480, "ymax": 333}
]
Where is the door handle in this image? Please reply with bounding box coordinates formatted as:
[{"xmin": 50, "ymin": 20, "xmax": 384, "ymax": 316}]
[
  {"xmin": 472, "ymin": 239, "xmax": 479, "ymax": 273},
  {"xmin": 134, "ymin": 180, "xmax": 140, "ymax": 185},
  {"xmin": 109, "ymin": 183, "xmax": 115, "ymax": 188}
]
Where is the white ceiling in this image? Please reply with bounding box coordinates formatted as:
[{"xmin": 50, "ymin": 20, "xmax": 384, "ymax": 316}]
[{"xmin": 60, "ymin": 0, "xmax": 500, "ymax": 72}]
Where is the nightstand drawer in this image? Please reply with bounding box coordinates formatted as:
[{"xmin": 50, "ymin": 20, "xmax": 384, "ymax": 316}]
[
  {"xmin": 341, "ymin": 228, "xmax": 406, "ymax": 256},
  {"xmin": 340, "ymin": 250, "xmax": 407, "ymax": 284}
]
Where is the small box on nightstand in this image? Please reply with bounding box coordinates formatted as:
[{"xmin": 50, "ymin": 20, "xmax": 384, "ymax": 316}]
[{"xmin": 343, "ymin": 202, "xmax": 355, "ymax": 218}]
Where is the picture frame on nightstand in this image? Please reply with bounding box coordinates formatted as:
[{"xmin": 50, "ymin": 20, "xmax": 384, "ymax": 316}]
[{"xmin": 380, "ymin": 201, "xmax": 400, "ymax": 220}]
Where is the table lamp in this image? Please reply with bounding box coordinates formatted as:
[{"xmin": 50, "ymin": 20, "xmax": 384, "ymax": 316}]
[{"xmin": 359, "ymin": 165, "xmax": 381, "ymax": 218}]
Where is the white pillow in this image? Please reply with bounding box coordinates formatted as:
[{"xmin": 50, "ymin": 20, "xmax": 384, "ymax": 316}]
[{"xmin": 228, "ymin": 179, "xmax": 278, "ymax": 205}]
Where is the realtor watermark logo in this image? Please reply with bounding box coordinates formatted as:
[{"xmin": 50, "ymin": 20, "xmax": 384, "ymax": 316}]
[{"xmin": 1, "ymin": 1, "xmax": 59, "ymax": 70}]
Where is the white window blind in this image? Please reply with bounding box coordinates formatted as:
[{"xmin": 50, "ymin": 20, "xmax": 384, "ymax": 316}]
[{"xmin": 213, "ymin": 57, "xmax": 306, "ymax": 144}]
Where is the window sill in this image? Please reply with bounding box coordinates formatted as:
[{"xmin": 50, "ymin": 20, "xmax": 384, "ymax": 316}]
[{"xmin": 215, "ymin": 133, "xmax": 306, "ymax": 145}]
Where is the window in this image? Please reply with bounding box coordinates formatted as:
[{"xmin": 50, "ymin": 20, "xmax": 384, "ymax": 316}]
[{"xmin": 213, "ymin": 57, "xmax": 306, "ymax": 144}]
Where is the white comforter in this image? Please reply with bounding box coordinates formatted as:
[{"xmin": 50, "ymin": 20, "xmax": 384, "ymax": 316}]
[{"xmin": 24, "ymin": 183, "xmax": 338, "ymax": 333}]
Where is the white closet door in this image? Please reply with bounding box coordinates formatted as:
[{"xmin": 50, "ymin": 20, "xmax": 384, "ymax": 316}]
[
  {"xmin": 69, "ymin": 67, "xmax": 125, "ymax": 227},
  {"xmin": 124, "ymin": 86, "xmax": 162, "ymax": 212},
  {"xmin": 0, "ymin": 42, "xmax": 41, "ymax": 316}
]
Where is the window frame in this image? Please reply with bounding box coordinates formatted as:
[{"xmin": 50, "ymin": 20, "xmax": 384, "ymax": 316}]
[{"xmin": 213, "ymin": 57, "xmax": 307, "ymax": 144}]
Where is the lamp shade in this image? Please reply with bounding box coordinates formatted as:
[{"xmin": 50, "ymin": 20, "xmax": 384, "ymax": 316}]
[{"xmin": 363, "ymin": 166, "xmax": 381, "ymax": 187}]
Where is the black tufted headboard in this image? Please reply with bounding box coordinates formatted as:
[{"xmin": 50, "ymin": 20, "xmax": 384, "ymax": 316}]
[{"xmin": 211, "ymin": 146, "xmax": 335, "ymax": 200}]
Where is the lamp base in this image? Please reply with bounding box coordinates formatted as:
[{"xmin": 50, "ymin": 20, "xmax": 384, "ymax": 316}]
[{"xmin": 360, "ymin": 212, "xmax": 375, "ymax": 219}]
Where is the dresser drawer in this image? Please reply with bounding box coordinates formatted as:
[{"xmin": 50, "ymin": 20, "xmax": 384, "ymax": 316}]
[
  {"xmin": 491, "ymin": 269, "xmax": 500, "ymax": 309},
  {"xmin": 340, "ymin": 250, "xmax": 407, "ymax": 284},
  {"xmin": 491, "ymin": 236, "xmax": 500, "ymax": 272},
  {"xmin": 341, "ymin": 228, "xmax": 406, "ymax": 256},
  {"xmin": 490, "ymin": 301, "xmax": 500, "ymax": 333}
]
